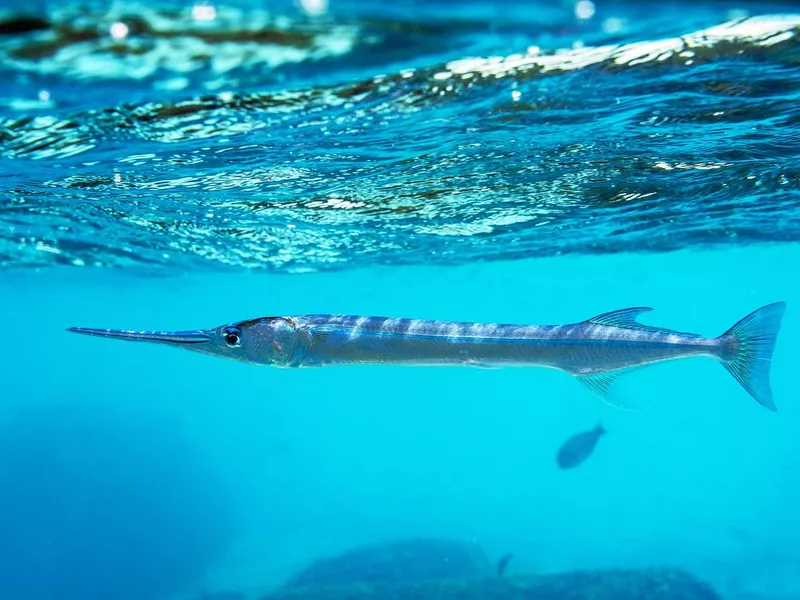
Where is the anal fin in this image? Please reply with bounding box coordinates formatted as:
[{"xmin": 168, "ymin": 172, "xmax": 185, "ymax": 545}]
[{"xmin": 576, "ymin": 371, "xmax": 641, "ymax": 412}]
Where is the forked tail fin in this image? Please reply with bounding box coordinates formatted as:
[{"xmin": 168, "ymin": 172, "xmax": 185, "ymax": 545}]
[{"xmin": 719, "ymin": 302, "xmax": 786, "ymax": 412}]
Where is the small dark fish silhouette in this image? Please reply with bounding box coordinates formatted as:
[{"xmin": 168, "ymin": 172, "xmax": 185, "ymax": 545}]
[
  {"xmin": 556, "ymin": 424, "xmax": 606, "ymax": 469},
  {"xmin": 496, "ymin": 552, "xmax": 514, "ymax": 577}
]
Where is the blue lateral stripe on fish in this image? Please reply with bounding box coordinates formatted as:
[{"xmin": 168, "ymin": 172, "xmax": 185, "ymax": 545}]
[{"xmin": 67, "ymin": 302, "xmax": 787, "ymax": 412}]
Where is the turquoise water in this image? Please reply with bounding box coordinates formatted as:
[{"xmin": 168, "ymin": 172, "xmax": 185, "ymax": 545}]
[
  {"xmin": 1, "ymin": 1, "xmax": 799, "ymax": 599},
  {"xmin": 3, "ymin": 246, "xmax": 798, "ymax": 599}
]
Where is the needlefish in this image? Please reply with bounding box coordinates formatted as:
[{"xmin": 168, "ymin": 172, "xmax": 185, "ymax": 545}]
[{"xmin": 68, "ymin": 302, "xmax": 786, "ymax": 411}]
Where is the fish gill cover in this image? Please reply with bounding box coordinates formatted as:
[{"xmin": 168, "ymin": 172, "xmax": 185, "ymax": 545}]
[{"xmin": 0, "ymin": 1, "xmax": 799, "ymax": 273}]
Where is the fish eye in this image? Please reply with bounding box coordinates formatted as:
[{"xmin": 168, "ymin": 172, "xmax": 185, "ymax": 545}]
[{"xmin": 222, "ymin": 326, "xmax": 242, "ymax": 348}]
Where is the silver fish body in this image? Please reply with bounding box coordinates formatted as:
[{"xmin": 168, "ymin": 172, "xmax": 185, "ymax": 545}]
[
  {"xmin": 68, "ymin": 302, "xmax": 786, "ymax": 411},
  {"xmin": 290, "ymin": 313, "xmax": 719, "ymax": 372}
]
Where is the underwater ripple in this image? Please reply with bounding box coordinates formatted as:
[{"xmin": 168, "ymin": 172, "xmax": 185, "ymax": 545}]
[{"xmin": 0, "ymin": 4, "xmax": 799, "ymax": 272}]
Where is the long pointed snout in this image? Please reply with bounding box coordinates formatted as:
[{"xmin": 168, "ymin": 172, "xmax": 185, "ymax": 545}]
[{"xmin": 67, "ymin": 327, "xmax": 212, "ymax": 345}]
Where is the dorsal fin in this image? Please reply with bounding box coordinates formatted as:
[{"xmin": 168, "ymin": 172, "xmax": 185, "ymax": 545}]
[
  {"xmin": 587, "ymin": 307, "xmax": 653, "ymax": 328},
  {"xmin": 586, "ymin": 307, "xmax": 701, "ymax": 338}
]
